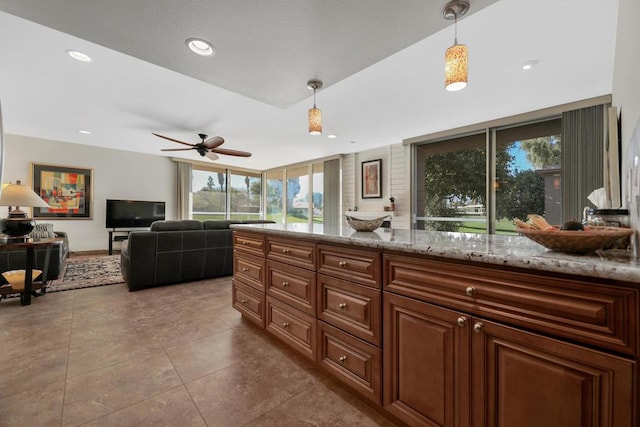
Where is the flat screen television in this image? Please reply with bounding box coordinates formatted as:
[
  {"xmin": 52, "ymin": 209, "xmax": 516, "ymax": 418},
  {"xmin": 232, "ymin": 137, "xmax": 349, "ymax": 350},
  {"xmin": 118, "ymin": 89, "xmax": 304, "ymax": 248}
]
[{"xmin": 106, "ymin": 199, "xmax": 165, "ymax": 228}]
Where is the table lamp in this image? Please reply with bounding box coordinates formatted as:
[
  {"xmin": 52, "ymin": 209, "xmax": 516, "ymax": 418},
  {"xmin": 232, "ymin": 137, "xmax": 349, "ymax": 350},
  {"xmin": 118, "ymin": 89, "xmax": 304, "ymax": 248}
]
[{"xmin": 0, "ymin": 180, "xmax": 50, "ymax": 241}]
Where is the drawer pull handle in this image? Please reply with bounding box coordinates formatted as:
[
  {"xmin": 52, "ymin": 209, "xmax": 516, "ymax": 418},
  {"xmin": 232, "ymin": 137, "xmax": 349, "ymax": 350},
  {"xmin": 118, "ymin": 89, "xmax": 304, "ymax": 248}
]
[
  {"xmin": 282, "ymin": 281, "xmax": 289, "ymax": 287},
  {"xmin": 242, "ymin": 267, "xmax": 249, "ymax": 272},
  {"xmin": 465, "ymin": 286, "xmax": 476, "ymax": 297},
  {"xmin": 338, "ymin": 261, "xmax": 347, "ymax": 268},
  {"xmin": 241, "ymin": 240, "xmax": 248, "ymax": 245},
  {"xmin": 282, "ymin": 248, "xmax": 290, "ymax": 254},
  {"xmin": 339, "ymin": 355, "xmax": 347, "ymax": 362},
  {"xmin": 282, "ymin": 322, "xmax": 290, "ymax": 328},
  {"xmin": 241, "ymin": 299, "xmax": 248, "ymax": 304},
  {"xmin": 338, "ymin": 302, "xmax": 347, "ymax": 309},
  {"xmin": 473, "ymin": 322, "xmax": 484, "ymax": 333},
  {"xmin": 457, "ymin": 316, "xmax": 467, "ymax": 327}
]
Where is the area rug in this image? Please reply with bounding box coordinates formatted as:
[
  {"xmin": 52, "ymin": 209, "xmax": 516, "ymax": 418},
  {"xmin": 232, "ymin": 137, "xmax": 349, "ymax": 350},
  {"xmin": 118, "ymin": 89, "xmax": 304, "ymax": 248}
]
[{"xmin": 47, "ymin": 255, "xmax": 124, "ymax": 292}]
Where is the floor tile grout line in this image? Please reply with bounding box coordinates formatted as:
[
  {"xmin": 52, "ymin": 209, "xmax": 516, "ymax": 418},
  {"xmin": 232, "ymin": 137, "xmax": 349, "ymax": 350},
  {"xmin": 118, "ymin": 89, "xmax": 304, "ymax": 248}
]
[{"xmin": 61, "ymin": 290, "xmax": 77, "ymax": 427}]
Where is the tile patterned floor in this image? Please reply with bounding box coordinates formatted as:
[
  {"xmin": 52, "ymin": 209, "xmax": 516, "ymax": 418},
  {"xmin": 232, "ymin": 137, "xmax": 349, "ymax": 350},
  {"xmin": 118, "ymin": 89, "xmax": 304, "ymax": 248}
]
[{"xmin": 0, "ymin": 277, "xmax": 398, "ymax": 426}]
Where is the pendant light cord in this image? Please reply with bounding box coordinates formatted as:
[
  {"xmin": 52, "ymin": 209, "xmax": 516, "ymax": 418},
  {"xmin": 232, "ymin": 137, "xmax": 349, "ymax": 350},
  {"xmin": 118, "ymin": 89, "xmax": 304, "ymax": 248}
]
[
  {"xmin": 454, "ymin": 13, "xmax": 458, "ymax": 45},
  {"xmin": 313, "ymin": 88, "xmax": 317, "ymax": 109}
]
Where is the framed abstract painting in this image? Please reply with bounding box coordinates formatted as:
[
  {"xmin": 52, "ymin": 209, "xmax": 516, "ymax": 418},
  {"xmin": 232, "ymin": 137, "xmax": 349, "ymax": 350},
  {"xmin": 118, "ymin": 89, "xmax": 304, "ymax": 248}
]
[
  {"xmin": 362, "ymin": 159, "xmax": 382, "ymax": 199},
  {"xmin": 31, "ymin": 163, "xmax": 93, "ymax": 219}
]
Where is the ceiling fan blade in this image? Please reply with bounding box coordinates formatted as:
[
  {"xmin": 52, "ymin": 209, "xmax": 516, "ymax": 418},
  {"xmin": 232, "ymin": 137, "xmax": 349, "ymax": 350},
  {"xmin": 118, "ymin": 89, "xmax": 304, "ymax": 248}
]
[
  {"xmin": 212, "ymin": 147, "xmax": 252, "ymax": 157},
  {"xmin": 205, "ymin": 152, "xmax": 219, "ymax": 161},
  {"xmin": 203, "ymin": 136, "xmax": 224, "ymax": 149},
  {"xmin": 152, "ymin": 132, "xmax": 195, "ymax": 147},
  {"xmin": 161, "ymin": 148, "xmax": 193, "ymax": 151}
]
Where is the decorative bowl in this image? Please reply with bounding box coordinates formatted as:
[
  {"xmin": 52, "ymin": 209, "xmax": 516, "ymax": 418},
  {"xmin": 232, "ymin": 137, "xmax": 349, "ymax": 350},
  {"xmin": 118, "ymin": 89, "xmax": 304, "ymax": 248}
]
[
  {"xmin": 345, "ymin": 214, "xmax": 389, "ymax": 232},
  {"xmin": 516, "ymin": 226, "xmax": 633, "ymax": 254}
]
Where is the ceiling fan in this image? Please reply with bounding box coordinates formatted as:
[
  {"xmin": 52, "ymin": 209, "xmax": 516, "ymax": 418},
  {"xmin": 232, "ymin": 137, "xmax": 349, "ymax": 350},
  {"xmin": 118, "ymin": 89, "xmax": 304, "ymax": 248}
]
[{"xmin": 152, "ymin": 132, "xmax": 252, "ymax": 161}]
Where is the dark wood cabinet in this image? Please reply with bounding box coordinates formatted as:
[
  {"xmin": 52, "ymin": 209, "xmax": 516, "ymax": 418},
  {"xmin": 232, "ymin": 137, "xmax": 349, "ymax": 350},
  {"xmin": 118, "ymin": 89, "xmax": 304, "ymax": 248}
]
[
  {"xmin": 384, "ymin": 289, "xmax": 635, "ymax": 427},
  {"xmin": 384, "ymin": 292, "xmax": 470, "ymax": 427},
  {"xmin": 233, "ymin": 230, "xmax": 639, "ymax": 427}
]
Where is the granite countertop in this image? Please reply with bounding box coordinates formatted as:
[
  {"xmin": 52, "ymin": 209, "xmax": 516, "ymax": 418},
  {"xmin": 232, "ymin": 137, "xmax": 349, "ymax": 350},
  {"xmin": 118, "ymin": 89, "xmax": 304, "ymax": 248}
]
[{"xmin": 231, "ymin": 223, "xmax": 640, "ymax": 284}]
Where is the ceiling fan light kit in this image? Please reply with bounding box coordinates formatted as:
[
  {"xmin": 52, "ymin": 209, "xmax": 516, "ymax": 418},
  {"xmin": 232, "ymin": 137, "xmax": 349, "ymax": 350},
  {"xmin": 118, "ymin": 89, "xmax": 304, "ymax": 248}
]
[
  {"xmin": 306, "ymin": 79, "xmax": 323, "ymax": 135},
  {"xmin": 443, "ymin": 0, "xmax": 469, "ymax": 92}
]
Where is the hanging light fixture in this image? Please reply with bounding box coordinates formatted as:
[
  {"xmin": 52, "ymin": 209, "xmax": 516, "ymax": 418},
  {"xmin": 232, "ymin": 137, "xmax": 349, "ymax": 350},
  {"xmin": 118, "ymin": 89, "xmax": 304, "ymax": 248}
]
[
  {"xmin": 443, "ymin": 0, "xmax": 470, "ymax": 92},
  {"xmin": 306, "ymin": 79, "xmax": 323, "ymax": 135}
]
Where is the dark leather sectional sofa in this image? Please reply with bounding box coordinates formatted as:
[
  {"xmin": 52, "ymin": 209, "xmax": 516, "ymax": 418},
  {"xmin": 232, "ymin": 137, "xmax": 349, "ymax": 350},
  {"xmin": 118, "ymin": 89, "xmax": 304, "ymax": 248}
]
[
  {"xmin": 120, "ymin": 219, "xmax": 273, "ymax": 291},
  {"xmin": 0, "ymin": 231, "xmax": 70, "ymax": 285}
]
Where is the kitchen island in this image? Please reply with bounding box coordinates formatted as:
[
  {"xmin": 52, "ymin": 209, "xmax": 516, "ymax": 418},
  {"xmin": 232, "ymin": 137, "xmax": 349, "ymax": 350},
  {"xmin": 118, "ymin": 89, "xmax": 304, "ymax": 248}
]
[{"xmin": 231, "ymin": 223, "xmax": 638, "ymax": 427}]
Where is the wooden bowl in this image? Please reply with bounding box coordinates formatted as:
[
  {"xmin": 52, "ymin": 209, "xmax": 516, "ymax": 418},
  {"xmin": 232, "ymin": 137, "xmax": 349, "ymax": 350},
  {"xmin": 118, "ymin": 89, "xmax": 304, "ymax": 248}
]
[{"xmin": 516, "ymin": 226, "xmax": 632, "ymax": 254}]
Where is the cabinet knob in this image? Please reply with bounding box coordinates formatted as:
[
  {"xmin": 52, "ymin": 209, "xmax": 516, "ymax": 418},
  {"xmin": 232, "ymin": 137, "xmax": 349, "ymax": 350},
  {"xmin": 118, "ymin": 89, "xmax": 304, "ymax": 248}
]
[
  {"xmin": 339, "ymin": 355, "xmax": 347, "ymax": 362},
  {"xmin": 338, "ymin": 261, "xmax": 347, "ymax": 268},
  {"xmin": 241, "ymin": 240, "xmax": 248, "ymax": 245},
  {"xmin": 241, "ymin": 299, "xmax": 248, "ymax": 304},
  {"xmin": 242, "ymin": 267, "xmax": 249, "ymax": 272},
  {"xmin": 473, "ymin": 322, "xmax": 484, "ymax": 333},
  {"xmin": 338, "ymin": 302, "xmax": 347, "ymax": 309},
  {"xmin": 281, "ymin": 281, "xmax": 289, "ymax": 287},
  {"xmin": 282, "ymin": 248, "xmax": 290, "ymax": 254},
  {"xmin": 465, "ymin": 286, "xmax": 476, "ymax": 297},
  {"xmin": 282, "ymin": 322, "xmax": 290, "ymax": 328},
  {"xmin": 457, "ymin": 316, "xmax": 467, "ymax": 327}
]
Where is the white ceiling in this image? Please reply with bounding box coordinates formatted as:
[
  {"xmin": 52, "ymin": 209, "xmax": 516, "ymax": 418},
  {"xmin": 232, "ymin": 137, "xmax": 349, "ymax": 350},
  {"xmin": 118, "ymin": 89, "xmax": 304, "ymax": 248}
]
[{"xmin": 0, "ymin": 0, "xmax": 619, "ymax": 170}]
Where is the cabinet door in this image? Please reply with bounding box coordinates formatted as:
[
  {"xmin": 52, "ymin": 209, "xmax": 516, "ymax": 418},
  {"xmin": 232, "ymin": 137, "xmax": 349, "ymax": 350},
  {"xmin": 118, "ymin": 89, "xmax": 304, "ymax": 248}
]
[
  {"xmin": 472, "ymin": 319, "xmax": 635, "ymax": 427},
  {"xmin": 383, "ymin": 292, "xmax": 470, "ymax": 427}
]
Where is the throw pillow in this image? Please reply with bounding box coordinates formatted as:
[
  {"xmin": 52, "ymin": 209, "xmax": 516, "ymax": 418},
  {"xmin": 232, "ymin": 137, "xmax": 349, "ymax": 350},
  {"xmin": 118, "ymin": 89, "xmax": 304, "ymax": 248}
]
[{"xmin": 29, "ymin": 223, "xmax": 55, "ymax": 241}]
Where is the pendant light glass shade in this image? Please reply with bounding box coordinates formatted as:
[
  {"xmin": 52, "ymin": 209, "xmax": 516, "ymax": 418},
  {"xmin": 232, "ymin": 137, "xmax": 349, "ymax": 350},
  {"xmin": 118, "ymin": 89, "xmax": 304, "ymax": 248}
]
[
  {"xmin": 308, "ymin": 107, "xmax": 322, "ymax": 135},
  {"xmin": 306, "ymin": 79, "xmax": 323, "ymax": 136},
  {"xmin": 445, "ymin": 43, "xmax": 468, "ymax": 91}
]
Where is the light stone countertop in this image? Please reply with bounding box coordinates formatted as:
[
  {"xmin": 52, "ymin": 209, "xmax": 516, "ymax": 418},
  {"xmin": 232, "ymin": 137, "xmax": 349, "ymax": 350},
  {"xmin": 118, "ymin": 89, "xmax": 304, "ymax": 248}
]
[{"xmin": 231, "ymin": 223, "xmax": 640, "ymax": 285}]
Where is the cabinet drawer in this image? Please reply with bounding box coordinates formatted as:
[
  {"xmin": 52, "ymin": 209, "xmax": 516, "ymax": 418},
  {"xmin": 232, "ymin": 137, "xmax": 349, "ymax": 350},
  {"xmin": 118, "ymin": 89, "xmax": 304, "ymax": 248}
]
[
  {"xmin": 234, "ymin": 231, "xmax": 266, "ymax": 256},
  {"xmin": 317, "ymin": 244, "xmax": 381, "ymax": 288},
  {"xmin": 317, "ymin": 274, "xmax": 381, "ymax": 346},
  {"xmin": 318, "ymin": 321, "xmax": 382, "ymax": 405},
  {"xmin": 266, "ymin": 296, "xmax": 316, "ymax": 361},
  {"xmin": 267, "ymin": 237, "xmax": 316, "ymax": 270},
  {"xmin": 384, "ymin": 254, "xmax": 639, "ymax": 355},
  {"xmin": 232, "ymin": 279, "xmax": 265, "ymax": 328},
  {"xmin": 233, "ymin": 252, "xmax": 266, "ymax": 292},
  {"xmin": 267, "ymin": 260, "xmax": 316, "ymax": 316}
]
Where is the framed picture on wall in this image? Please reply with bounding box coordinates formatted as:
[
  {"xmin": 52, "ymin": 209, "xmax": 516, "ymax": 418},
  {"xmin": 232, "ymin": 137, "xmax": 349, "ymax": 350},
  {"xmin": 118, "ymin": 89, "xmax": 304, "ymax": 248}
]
[
  {"xmin": 362, "ymin": 159, "xmax": 382, "ymax": 199},
  {"xmin": 31, "ymin": 163, "xmax": 93, "ymax": 219}
]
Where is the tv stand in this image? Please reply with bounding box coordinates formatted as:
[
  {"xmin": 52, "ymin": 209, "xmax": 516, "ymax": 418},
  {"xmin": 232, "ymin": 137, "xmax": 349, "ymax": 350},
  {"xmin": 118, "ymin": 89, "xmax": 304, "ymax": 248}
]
[{"xmin": 108, "ymin": 229, "xmax": 135, "ymax": 255}]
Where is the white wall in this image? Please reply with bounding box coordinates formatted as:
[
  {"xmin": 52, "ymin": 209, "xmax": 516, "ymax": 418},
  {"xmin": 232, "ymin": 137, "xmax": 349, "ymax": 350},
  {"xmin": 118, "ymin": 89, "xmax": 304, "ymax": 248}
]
[
  {"xmin": 4, "ymin": 134, "xmax": 176, "ymax": 252},
  {"xmin": 613, "ymin": 0, "xmax": 640, "ymax": 157}
]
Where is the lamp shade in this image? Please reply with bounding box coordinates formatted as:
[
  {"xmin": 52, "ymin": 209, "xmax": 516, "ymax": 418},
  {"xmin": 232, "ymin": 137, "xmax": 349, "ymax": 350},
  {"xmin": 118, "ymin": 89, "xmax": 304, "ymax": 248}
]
[
  {"xmin": 445, "ymin": 43, "xmax": 468, "ymax": 91},
  {"xmin": 308, "ymin": 107, "xmax": 322, "ymax": 135},
  {"xmin": 0, "ymin": 182, "xmax": 49, "ymax": 208}
]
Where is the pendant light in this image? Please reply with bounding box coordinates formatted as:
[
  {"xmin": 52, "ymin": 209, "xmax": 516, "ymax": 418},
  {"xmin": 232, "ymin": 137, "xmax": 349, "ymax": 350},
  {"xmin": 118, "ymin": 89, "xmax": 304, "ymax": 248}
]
[
  {"xmin": 306, "ymin": 79, "xmax": 323, "ymax": 135},
  {"xmin": 443, "ymin": 0, "xmax": 469, "ymax": 92}
]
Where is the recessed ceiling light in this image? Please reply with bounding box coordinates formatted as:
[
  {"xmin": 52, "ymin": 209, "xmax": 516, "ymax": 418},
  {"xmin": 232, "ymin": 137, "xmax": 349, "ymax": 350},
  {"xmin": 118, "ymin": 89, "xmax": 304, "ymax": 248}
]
[
  {"xmin": 327, "ymin": 134, "xmax": 337, "ymax": 139},
  {"xmin": 66, "ymin": 49, "xmax": 92, "ymax": 62},
  {"xmin": 521, "ymin": 60, "xmax": 539, "ymax": 71},
  {"xmin": 186, "ymin": 38, "xmax": 215, "ymax": 56},
  {"xmin": 78, "ymin": 130, "xmax": 91, "ymax": 134},
  {"xmin": 350, "ymin": 141, "xmax": 356, "ymax": 144}
]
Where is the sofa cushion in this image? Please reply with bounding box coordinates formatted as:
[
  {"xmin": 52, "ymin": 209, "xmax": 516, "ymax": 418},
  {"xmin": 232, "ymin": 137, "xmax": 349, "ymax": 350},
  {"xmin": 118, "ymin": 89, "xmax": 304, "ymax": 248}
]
[
  {"xmin": 150, "ymin": 220, "xmax": 203, "ymax": 231},
  {"xmin": 203, "ymin": 220, "xmax": 242, "ymax": 230},
  {"xmin": 29, "ymin": 222, "xmax": 55, "ymax": 241}
]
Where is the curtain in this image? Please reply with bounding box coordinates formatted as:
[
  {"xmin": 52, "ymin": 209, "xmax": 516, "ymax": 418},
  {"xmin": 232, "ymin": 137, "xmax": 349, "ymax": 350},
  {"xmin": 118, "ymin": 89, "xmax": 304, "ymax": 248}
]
[
  {"xmin": 561, "ymin": 104, "xmax": 607, "ymax": 222},
  {"xmin": 323, "ymin": 158, "xmax": 341, "ymax": 226},
  {"xmin": 176, "ymin": 161, "xmax": 192, "ymax": 219}
]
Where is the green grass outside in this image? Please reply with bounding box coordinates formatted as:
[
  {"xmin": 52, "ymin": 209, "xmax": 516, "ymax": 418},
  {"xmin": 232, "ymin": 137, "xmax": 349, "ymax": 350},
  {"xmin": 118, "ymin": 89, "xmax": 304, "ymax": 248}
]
[{"xmin": 457, "ymin": 218, "xmax": 518, "ymax": 235}]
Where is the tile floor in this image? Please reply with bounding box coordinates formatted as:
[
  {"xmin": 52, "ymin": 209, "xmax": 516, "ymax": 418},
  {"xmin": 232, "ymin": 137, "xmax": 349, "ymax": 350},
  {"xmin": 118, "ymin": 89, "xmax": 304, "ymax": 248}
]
[{"xmin": 0, "ymin": 276, "xmax": 398, "ymax": 426}]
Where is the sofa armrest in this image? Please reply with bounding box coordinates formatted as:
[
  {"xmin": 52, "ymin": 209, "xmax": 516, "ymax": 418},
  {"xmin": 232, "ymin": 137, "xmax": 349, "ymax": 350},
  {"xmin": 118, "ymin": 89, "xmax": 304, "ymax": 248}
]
[{"xmin": 121, "ymin": 231, "xmax": 158, "ymax": 291}]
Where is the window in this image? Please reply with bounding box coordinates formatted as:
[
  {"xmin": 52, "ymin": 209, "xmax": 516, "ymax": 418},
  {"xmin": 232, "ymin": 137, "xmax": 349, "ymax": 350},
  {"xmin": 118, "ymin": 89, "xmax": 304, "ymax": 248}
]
[
  {"xmin": 192, "ymin": 167, "xmax": 226, "ymax": 220},
  {"xmin": 414, "ymin": 117, "xmax": 562, "ymax": 234},
  {"xmin": 229, "ymin": 171, "xmax": 262, "ymax": 220},
  {"xmin": 190, "ymin": 167, "xmax": 262, "ymax": 220},
  {"xmin": 312, "ymin": 162, "xmax": 324, "ymax": 223},
  {"xmin": 266, "ymin": 170, "xmax": 284, "ymax": 223}
]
